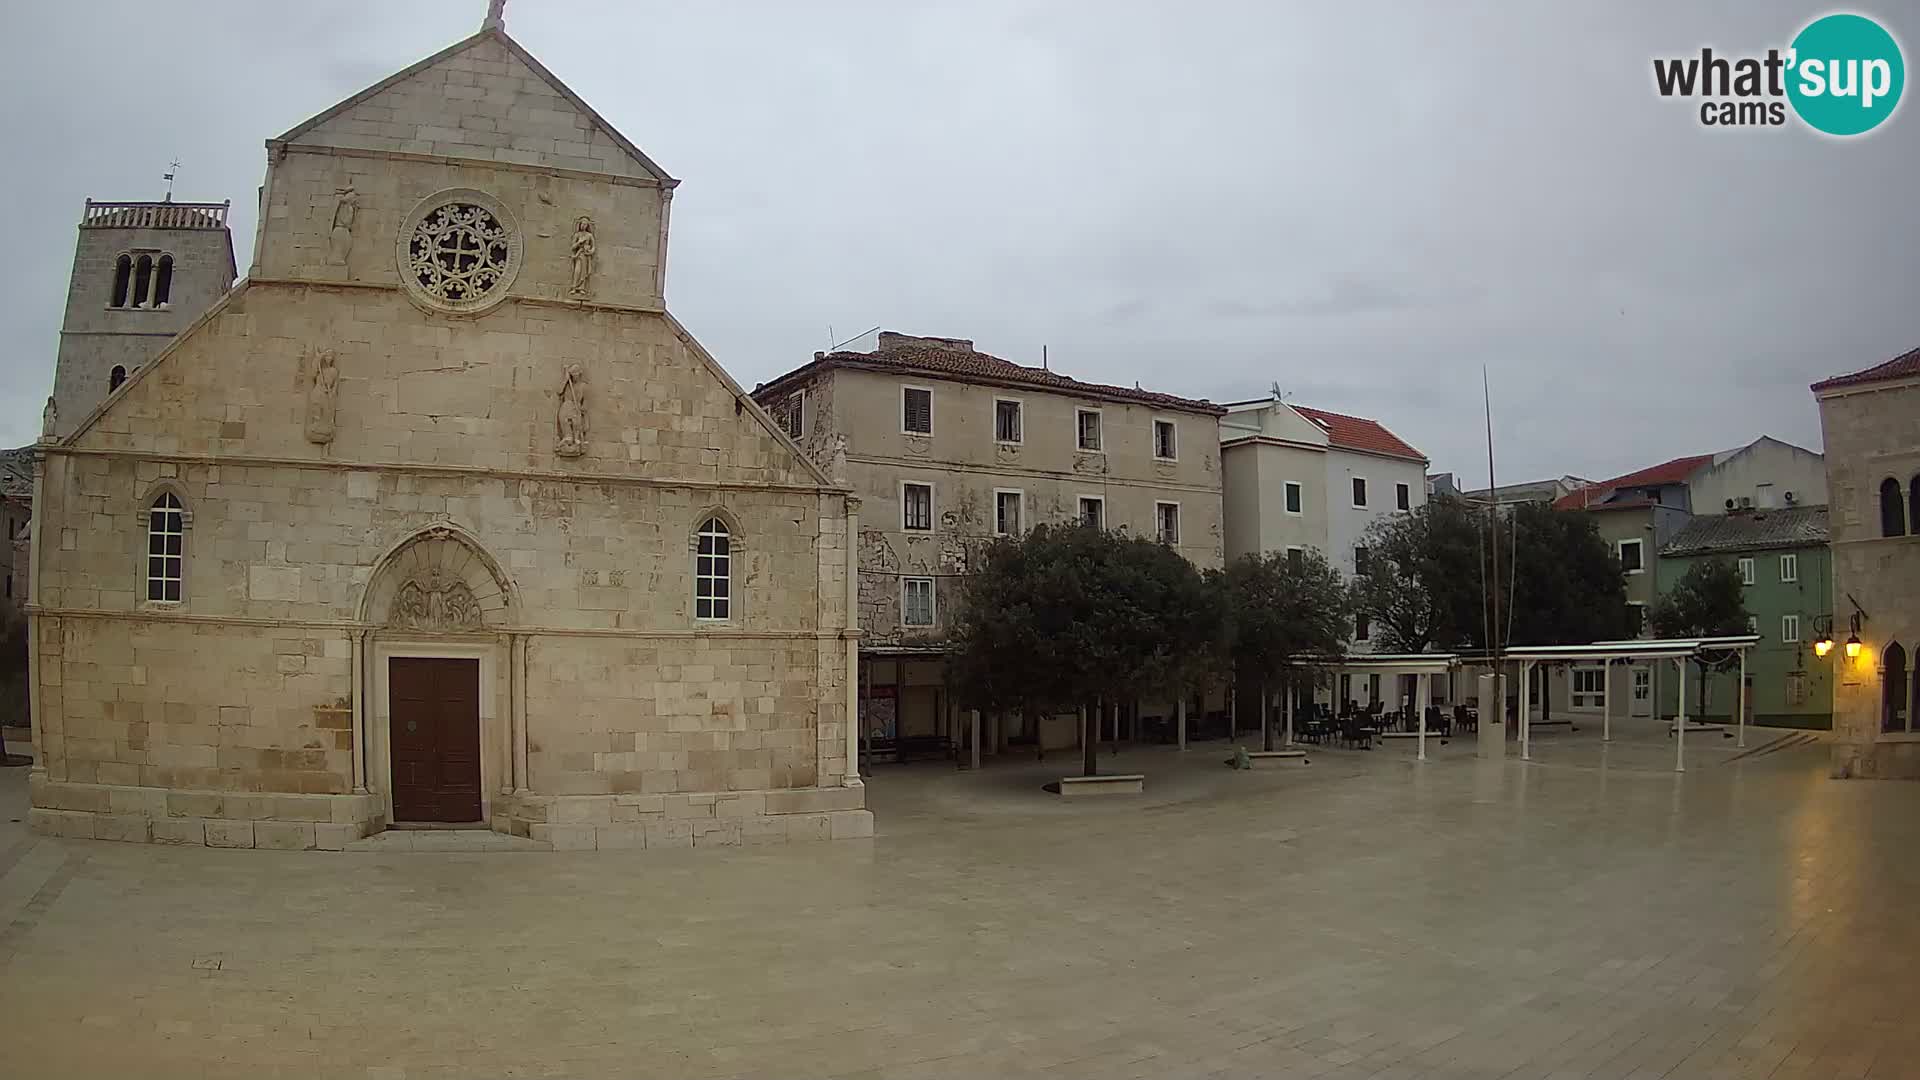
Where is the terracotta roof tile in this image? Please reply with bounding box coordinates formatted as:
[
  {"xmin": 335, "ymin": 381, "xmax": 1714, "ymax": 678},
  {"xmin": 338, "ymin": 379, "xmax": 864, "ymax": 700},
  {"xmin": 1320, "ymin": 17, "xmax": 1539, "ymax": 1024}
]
[
  {"xmin": 1288, "ymin": 405, "xmax": 1426, "ymax": 462},
  {"xmin": 756, "ymin": 340, "xmax": 1224, "ymax": 414},
  {"xmin": 1660, "ymin": 505, "xmax": 1829, "ymax": 556},
  {"xmin": 1551, "ymin": 454, "xmax": 1715, "ymax": 510},
  {"xmin": 1812, "ymin": 345, "xmax": 1920, "ymax": 391}
]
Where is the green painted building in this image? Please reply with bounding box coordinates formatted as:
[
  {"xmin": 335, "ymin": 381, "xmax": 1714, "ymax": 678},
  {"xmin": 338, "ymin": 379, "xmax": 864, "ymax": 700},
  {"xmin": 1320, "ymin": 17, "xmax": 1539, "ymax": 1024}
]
[{"xmin": 1655, "ymin": 506, "xmax": 1832, "ymax": 729}]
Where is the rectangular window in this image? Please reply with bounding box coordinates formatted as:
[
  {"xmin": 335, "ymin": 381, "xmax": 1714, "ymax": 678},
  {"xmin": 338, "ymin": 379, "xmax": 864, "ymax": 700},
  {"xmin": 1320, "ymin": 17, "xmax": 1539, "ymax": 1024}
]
[
  {"xmin": 1355, "ymin": 613, "xmax": 1370, "ymax": 641},
  {"xmin": 147, "ymin": 496, "xmax": 184, "ymax": 602},
  {"xmin": 1746, "ymin": 614, "xmax": 1760, "ymax": 636},
  {"xmin": 1354, "ymin": 546, "xmax": 1369, "ymax": 575},
  {"xmin": 1078, "ymin": 496, "xmax": 1104, "ymax": 530},
  {"xmin": 1633, "ymin": 667, "xmax": 1651, "ymax": 702},
  {"xmin": 1284, "ymin": 482, "xmax": 1302, "ymax": 515},
  {"xmin": 994, "ymin": 490, "xmax": 1022, "ymax": 537},
  {"xmin": 1396, "ymin": 482, "xmax": 1410, "ymax": 511},
  {"xmin": 1351, "ymin": 477, "xmax": 1368, "ymax": 507},
  {"xmin": 1779, "ymin": 553, "xmax": 1798, "ymax": 583},
  {"xmin": 994, "ymin": 399, "xmax": 1023, "ymax": 444},
  {"xmin": 1076, "ymin": 408, "xmax": 1103, "ymax": 452},
  {"xmin": 1628, "ymin": 601, "xmax": 1647, "ymax": 636},
  {"xmin": 1156, "ymin": 502, "xmax": 1181, "ymax": 544},
  {"xmin": 1286, "ymin": 547, "xmax": 1304, "ymax": 571},
  {"xmin": 1786, "ymin": 672, "xmax": 1807, "ymax": 706},
  {"xmin": 1738, "ymin": 557, "xmax": 1755, "ymax": 585},
  {"xmin": 1571, "ymin": 667, "xmax": 1606, "ymax": 709},
  {"xmin": 901, "ymin": 577, "xmax": 935, "ymax": 628},
  {"xmin": 1781, "ymin": 614, "xmax": 1800, "ymax": 642},
  {"xmin": 781, "ymin": 392, "xmax": 805, "ymax": 439},
  {"xmin": 1618, "ymin": 539, "xmax": 1644, "ymax": 574},
  {"xmin": 1153, "ymin": 419, "xmax": 1177, "ymax": 460},
  {"xmin": 902, "ymin": 482, "xmax": 933, "ymax": 531},
  {"xmin": 902, "ymin": 386, "xmax": 932, "ymax": 435}
]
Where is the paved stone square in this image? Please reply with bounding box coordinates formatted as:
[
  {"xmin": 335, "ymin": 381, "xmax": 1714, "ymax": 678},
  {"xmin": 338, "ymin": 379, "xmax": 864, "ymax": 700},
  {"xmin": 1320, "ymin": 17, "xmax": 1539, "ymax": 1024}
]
[{"xmin": 3, "ymin": 718, "xmax": 1919, "ymax": 1079}]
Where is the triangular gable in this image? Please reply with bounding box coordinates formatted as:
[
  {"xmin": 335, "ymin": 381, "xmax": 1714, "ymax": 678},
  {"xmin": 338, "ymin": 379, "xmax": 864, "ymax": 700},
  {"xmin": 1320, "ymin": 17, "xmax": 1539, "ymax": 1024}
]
[{"xmin": 275, "ymin": 28, "xmax": 674, "ymax": 184}]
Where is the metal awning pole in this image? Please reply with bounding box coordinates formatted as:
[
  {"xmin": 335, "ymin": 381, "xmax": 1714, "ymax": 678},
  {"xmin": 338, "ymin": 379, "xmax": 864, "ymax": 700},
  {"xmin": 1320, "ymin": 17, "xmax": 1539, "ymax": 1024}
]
[
  {"xmin": 1736, "ymin": 649, "xmax": 1748, "ymax": 750},
  {"xmin": 1675, "ymin": 658, "xmax": 1688, "ymax": 773}
]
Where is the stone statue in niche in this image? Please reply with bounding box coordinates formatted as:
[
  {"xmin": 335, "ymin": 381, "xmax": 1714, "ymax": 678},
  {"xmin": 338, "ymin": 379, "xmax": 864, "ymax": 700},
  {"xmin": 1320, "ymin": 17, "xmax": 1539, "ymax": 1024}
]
[
  {"xmin": 40, "ymin": 396, "xmax": 56, "ymax": 441},
  {"xmin": 567, "ymin": 216, "xmax": 596, "ymax": 298},
  {"xmin": 300, "ymin": 347, "xmax": 339, "ymax": 445},
  {"xmin": 555, "ymin": 363, "xmax": 588, "ymax": 457},
  {"xmin": 391, "ymin": 573, "xmax": 483, "ymax": 632},
  {"xmin": 327, "ymin": 184, "xmax": 358, "ymax": 266}
]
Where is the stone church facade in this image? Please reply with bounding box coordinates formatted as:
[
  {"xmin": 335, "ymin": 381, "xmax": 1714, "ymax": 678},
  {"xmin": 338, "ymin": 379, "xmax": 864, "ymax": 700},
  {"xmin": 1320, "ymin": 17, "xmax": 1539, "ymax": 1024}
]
[{"xmin": 26, "ymin": 18, "xmax": 869, "ymax": 849}]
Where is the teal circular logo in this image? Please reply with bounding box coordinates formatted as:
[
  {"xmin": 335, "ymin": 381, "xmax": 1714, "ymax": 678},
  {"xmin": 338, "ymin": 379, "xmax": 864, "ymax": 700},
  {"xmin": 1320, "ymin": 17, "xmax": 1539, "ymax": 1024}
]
[{"xmin": 1787, "ymin": 14, "xmax": 1905, "ymax": 135}]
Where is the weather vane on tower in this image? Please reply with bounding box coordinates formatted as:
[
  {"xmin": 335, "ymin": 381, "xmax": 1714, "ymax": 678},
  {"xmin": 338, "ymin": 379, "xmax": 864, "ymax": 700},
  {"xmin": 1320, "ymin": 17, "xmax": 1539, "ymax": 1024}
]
[{"xmin": 163, "ymin": 158, "xmax": 181, "ymax": 201}]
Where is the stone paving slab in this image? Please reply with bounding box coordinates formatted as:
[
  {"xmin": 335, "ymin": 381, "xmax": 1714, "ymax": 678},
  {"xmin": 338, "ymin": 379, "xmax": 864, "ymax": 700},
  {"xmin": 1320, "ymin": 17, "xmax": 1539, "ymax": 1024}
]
[{"xmin": 1, "ymin": 717, "xmax": 1916, "ymax": 1079}]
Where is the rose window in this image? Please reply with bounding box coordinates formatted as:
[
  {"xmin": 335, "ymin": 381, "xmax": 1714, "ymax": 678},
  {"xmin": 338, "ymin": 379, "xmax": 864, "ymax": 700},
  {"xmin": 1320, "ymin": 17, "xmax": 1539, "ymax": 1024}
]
[
  {"xmin": 395, "ymin": 190, "xmax": 521, "ymax": 315},
  {"xmin": 408, "ymin": 204, "xmax": 510, "ymax": 302}
]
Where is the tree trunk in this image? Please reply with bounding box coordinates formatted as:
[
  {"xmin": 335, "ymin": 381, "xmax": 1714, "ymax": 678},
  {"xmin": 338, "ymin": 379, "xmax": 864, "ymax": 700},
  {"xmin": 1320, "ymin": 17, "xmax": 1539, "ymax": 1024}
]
[
  {"xmin": 1261, "ymin": 680, "xmax": 1274, "ymax": 751},
  {"xmin": 1082, "ymin": 699, "xmax": 1098, "ymax": 778}
]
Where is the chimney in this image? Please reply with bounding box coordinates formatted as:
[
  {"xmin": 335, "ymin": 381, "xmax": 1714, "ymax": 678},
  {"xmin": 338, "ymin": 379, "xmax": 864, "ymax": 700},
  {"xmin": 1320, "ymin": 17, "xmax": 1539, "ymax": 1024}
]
[{"xmin": 877, "ymin": 331, "xmax": 973, "ymax": 354}]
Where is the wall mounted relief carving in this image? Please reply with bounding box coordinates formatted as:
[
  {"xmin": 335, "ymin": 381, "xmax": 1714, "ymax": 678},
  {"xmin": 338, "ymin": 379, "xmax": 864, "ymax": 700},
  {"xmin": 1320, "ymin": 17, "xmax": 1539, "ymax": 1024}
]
[
  {"xmin": 299, "ymin": 346, "xmax": 339, "ymax": 445},
  {"xmin": 328, "ymin": 184, "xmax": 358, "ymax": 266},
  {"xmin": 567, "ymin": 216, "xmax": 595, "ymax": 298},
  {"xmin": 1072, "ymin": 452, "xmax": 1110, "ymax": 475},
  {"xmin": 390, "ymin": 572, "xmax": 484, "ymax": 632},
  {"xmin": 903, "ymin": 435, "xmax": 931, "ymax": 457},
  {"xmin": 555, "ymin": 363, "xmax": 589, "ymax": 457},
  {"xmin": 994, "ymin": 443, "xmax": 1021, "ymax": 464}
]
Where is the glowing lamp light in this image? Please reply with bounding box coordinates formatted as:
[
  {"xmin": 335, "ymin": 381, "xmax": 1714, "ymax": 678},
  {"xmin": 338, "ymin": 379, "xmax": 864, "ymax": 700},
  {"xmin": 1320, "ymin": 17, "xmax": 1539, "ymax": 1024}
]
[
  {"xmin": 1844, "ymin": 633, "xmax": 1863, "ymax": 660},
  {"xmin": 1813, "ymin": 637, "xmax": 1833, "ymax": 659}
]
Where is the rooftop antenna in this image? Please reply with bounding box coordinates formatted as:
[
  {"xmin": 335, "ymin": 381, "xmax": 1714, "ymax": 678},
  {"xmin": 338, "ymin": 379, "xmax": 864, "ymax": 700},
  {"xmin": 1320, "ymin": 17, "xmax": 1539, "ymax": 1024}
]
[
  {"xmin": 1270, "ymin": 380, "xmax": 1284, "ymax": 401},
  {"xmin": 162, "ymin": 158, "xmax": 181, "ymax": 201},
  {"xmin": 1042, "ymin": 345, "xmax": 1048, "ymax": 371},
  {"xmin": 829, "ymin": 325, "xmax": 880, "ymax": 352}
]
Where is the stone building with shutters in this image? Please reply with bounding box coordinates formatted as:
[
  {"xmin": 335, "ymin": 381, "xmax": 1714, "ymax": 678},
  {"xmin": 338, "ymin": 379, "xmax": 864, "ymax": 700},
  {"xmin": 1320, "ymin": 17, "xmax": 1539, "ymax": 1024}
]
[
  {"xmin": 1813, "ymin": 345, "xmax": 1920, "ymax": 779},
  {"xmin": 25, "ymin": 11, "xmax": 869, "ymax": 848},
  {"xmin": 752, "ymin": 332, "xmax": 1227, "ymax": 757}
]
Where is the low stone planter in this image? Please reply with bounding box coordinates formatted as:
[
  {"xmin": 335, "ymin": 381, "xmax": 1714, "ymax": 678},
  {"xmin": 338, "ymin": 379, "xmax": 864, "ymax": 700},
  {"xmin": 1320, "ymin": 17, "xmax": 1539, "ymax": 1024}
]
[
  {"xmin": 1246, "ymin": 749, "xmax": 1309, "ymax": 767},
  {"xmin": 1057, "ymin": 773, "xmax": 1145, "ymax": 797}
]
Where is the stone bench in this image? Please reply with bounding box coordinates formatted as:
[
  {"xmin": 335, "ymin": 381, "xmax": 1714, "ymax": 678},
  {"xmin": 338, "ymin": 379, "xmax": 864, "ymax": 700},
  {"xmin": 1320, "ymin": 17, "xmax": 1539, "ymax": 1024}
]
[
  {"xmin": 1246, "ymin": 749, "xmax": 1309, "ymax": 767},
  {"xmin": 1057, "ymin": 774, "xmax": 1145, "ymax": 797}
]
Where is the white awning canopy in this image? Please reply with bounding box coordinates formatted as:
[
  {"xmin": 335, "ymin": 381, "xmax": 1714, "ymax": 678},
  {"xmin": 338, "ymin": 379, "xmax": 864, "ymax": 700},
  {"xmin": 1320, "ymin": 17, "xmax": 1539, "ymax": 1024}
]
[
  {"xmin": 1291, "ymin": 652, "xmax": 1458, "ymax": 675},
  {"xmin": 1502, "ymin": 635, "xmax": 1761, "ymax": 663}
]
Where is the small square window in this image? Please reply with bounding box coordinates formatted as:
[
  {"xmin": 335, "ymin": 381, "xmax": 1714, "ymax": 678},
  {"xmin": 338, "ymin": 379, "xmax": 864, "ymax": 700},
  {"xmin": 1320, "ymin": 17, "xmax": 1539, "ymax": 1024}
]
[
  {"xmin": 902, "ymin": 387, "xmax": 932, "ymax": 435},
  {"xmin": 1779, "ymin": 554, "xmax": 1798, "ymax": 583},
  {"xmin": 995, "ymin": 490, "xmax": 1022, "ymax": 537},
  {"xmin": 1286, "ymin": 547, "xmax": 1304, "ymax": 571},
  {"xmin": 1619, "ymin": 539, "xmax": 1644, "ymax": 574},
  {"xmin": 1351, "ymin": 477, "xmax": 1368, "ymax": 507},
  {"xmin": 1153, "ymin": 419, "xmax": 1177, "ymax": 460},
  {"xmin": 1746, "ymin": 615, "xmax": 1759, "ymax": 636},
  {"xmin": 902, "ymin": 577, "xmax": 935, "ymax": 628},
  {"xmin": 1396, "ymin": 482, "xmax": 1410, "ymax": 511},
  {"xmin": 1572, "ymin": 667, "xmax": 1605, "ymax": 709},
  {"xmin": 1156, "ymin": 502, "xmax": 1180, "ymax": 544},
  {"xmin": 1284, "ymin": 482, "xmax": 1302, "ymax": 515},
  {"xmin": 1076, "ymin": 409, "xmax": 1103, "ymax": 452},
  {"xmin": 1078, "ymin": 497, "xmax": 1104, "ymax": 530},
  {"xmin": 902, "ymin": 482, "xmax": 933, "ymax": 531},
  {"xmin": 1738, "ymin": 557, "xmax": 1756, "ymax": 586},
  {"xmin": 994, "ymin": 399, "xmax": 1023, "ymax": 444}
]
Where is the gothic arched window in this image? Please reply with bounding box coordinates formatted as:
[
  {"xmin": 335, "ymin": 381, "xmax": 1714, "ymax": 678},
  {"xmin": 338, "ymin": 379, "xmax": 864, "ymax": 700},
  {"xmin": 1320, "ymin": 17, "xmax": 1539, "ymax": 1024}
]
[
  {"xmin": 153, "ymin": 255, "xmax": 174, "ymax": 307},
  {"xmin": 1880, "ymin": 477, "xmax": 1907, "ymax": 538},
  {"xmin": 694, "ymin": 517, "xmax": 731, "ymax": 621},
  {"xmin": 147, "ymin": 492, "xmax": 185, "ymax": 602},
  {"xmin": 132, "ymin": 254, "xmax": 154, "ymax": 309},
  {"xmin": 1884, "ymin": 642, "xmax": 1909, "ymax": 734},
  {"xmin": 110, "ymin": 254, "xmax": 132, "ymax": 308}
]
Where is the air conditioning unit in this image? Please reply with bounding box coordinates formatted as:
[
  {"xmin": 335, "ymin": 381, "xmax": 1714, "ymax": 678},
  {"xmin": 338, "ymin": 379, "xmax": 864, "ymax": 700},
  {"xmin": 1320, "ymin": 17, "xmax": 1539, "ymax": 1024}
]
[
  {"xmin": 1784, "ymin": 490, "xmax": 1797, "ymax": 504},
  {"xmin": 1725, "ymin": 498, "xmax": 1736, "ymax": 510},
  {"xmin": 1737, "ymin": 496, "xmax": 1753, "ymax": 509}
]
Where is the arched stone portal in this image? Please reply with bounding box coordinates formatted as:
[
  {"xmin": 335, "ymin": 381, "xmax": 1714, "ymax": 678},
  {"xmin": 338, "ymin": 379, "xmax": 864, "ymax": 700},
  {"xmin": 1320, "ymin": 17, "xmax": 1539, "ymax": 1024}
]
[{"xmin": 355, "ymin": 524, "xmax": 521, "ymax": 828}]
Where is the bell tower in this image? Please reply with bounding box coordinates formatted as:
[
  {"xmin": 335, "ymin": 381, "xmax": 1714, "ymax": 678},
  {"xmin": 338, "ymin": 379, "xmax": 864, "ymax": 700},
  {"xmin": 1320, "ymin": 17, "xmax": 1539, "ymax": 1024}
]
[{"xmin": 49, "ymin": 197, "xmax": 236, "ymax": 436}]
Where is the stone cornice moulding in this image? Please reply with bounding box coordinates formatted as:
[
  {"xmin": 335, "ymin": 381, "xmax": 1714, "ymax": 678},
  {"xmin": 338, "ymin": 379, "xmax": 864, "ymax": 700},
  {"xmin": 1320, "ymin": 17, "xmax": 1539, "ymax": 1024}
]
[
  {"xmin": 844, "ymin": 451, "xmax": 1222, "ymax": 497},
  {"xmin": 25, "ymin": 605, "xmax": 844, "ymax": 640},
  {"xmin": 266, "ymin": 141, "xmax": 676, "ymax": 191},
  {"xmin": 245, "ymin": 276, "xmax": 669, "ymax": 317},
  {"xmin": 44, "ymin": 446, "xmax": 835, "ymax": 496}
]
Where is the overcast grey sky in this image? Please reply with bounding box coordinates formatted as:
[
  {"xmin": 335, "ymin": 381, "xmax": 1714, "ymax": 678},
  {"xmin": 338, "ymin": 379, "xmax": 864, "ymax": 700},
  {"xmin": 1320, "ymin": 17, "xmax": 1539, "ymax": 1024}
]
[{"xmin": 3, "ymin": 1, "xmax": 1914, "ymax": 483}]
